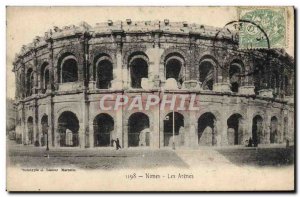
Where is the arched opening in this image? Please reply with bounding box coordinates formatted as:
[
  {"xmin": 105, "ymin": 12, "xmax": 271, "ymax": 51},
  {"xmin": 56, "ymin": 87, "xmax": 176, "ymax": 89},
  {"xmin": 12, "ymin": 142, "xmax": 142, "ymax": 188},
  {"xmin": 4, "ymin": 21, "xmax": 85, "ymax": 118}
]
[
  {"xmin": 163, "ymin": 112, "xmax": 184, "ymax": 147},
  {"xmin": 272, "ymin": 70, "xmax": 280, "ymax": 96},
  {"xmin": 27, "ymin": 116, "xmax": 34, "ymax": 144},
  {"xmin": 41, "ymin": 115, "xmax": 48, "ymax": 147},
  {"xmin": 165, "ymin": 57, "xmax": 184, "ymax": 85},
  {"xmin": 227, "ymin": 114, "xmax": 243, "ymax": 145},
  {"xmin": 44, "ymin": 69, "xmax": 49, "ymax": 91},
  {"xmin": 270, "ymin": 116, "xmax": 279, "ymax": 143},
  {"xmin": 198, "ymin": 112, "xmax": 217, "ymax": 146},
  {"xmin": 26, "ymin": 68, "xmax": 34, "ymax": 96},
  {"xmin": 129, "ymin": 56, "xmax": 148, "ymax": 89},
  {"xmin": 199, "ymin": 60, "xmax": 214, "ymax": 90},
  {"xmin": 57, "ymin": 111, "xmax": 79, "ymax": 147},
  {"xmin": 229, "ymin": 61, "xmax": 243, "ymax": 93},
  {"xmin": 96, "ymin": 59, "xmax": 113, "ymax": 89},
  {"xmin": 41, "ymin": 62, "xmax": 49, "ymax": 93},
  {"xmin": 93, "ymin": 113, "xmax": 114, "ymax": 147},
  {"xmin": 59, "ymin": 54, "xmax": 78, "ymax": 83},
  {"xmin": 253, "ymin": 63, "xmax": 262, "ymax": 94},
  {"xmin": 252, "ymin": 115, "xmax": 263, "ymax": 145},
  {"xmin": 128, "ymin": 112, "xmax": 150, "ymax": 147}
]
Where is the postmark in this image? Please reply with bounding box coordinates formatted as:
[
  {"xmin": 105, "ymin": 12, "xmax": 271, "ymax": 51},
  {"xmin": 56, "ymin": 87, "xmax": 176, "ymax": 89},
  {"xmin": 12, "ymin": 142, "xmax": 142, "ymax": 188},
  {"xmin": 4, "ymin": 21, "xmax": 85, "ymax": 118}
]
[{"xmin": 238, "ymin": 7, "xmax": 287, "ymax": 49}]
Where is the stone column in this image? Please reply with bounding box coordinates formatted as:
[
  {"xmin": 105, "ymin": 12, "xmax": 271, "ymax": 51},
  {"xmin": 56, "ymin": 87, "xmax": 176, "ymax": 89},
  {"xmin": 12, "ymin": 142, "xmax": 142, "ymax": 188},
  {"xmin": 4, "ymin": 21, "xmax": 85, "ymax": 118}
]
[
  {"xmin": 32, "ymin": 51, "xmax": 38, "ymax": 95},
  {"xmin": 111, "ymin": 43, "xmax": 123, "ymax": 90},
  {"xmin": 152, "ymin": 99, "xmax": 160, "ymax": 148},
  {"xmin": 122, "ymin": 60, "xmax": 129, "ymax": 90},
  {"xmin": 146, "ymin": 44, "xmax": 163, "ymax": 90},
  {"xmin": 15, "ymin": 71, "xmax": 19, "ymax": 99},
  {"xmin": 88, "ymin": 56, "xmax": 95, "ymax": 89},
  {"xmin": 21, "ymin": 102, "xmax": 26, "ymax": 145},
  {"xmin": 34, "ymin": 99, "xmax": 39, "ymax": 145},
  {"xmin": 219, "ymin": 113, "xmax": 228, "ymax": 146},
  {"xmin": 80, "ymin": 93, "xmax": 89, "ymax": 148},
  {"xmin": 239, "ymin": 118, "xmax": 247, "ymax": 145},
  {"xmin": 47, "ymin": 39, "xmax": 55, "ymax": 91},
  {"xmin": 81, "ymin": 34, "xmax": 90, "ymax": 89},
  {"xmin": 77, "ymin": 38, "xmax": 85, "ymax": 86},
  {"xmin": 246, "ymin": 113, "xmax": 254, "ymax": 143},
  {"xmin": 89, "ymin": 121, "xmax": 94, "ymax": 148},
  {"xmin": 188, "ymin": 110, "xmax": 198, "ymax": 148},
  {"xmin": 38, "ymin": 117, "xmax": 43, "ymax": 146},
  {"xmin": 239, "ymin": 61, "xmax": 255, "ymax": 95},
  {"xmin": 84, "ymin": 100, "xmax": 90, "ymax": 148},
  {"xmin": 78, "ymin": 123, "xmax": 85, "ymax": 148},
  {"xmin": 20, "ymin": 64, "xmax": 25, "ymax": 98},
  {"xmin": 159, "ymin": 109, "xmax": 165, "ymax": 147},
  {"xmin": 264, "ymin": 115, "xmax": 271, "ymax": 144},
  {"xmin": 116, "ymin": 100, "xmax": 123, "ymax": 147},
  {"xmin": 123, "ymin": 123, "xmax": 128, "ymax": 148},
  {"xmin": 213, "ymin": 62, "xmax": 231, "ymax": 93},
  {"xmin": 258, "ymin": 61, "xmax": 273, "ymax": 98}
]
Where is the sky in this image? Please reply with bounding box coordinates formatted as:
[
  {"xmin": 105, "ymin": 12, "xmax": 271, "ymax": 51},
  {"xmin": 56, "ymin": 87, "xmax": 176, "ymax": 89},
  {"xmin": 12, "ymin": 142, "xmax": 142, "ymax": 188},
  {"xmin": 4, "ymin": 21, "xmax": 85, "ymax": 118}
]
[{"xmin": 6, "ymin": 6, "xmax": 294, "ymax": 99}]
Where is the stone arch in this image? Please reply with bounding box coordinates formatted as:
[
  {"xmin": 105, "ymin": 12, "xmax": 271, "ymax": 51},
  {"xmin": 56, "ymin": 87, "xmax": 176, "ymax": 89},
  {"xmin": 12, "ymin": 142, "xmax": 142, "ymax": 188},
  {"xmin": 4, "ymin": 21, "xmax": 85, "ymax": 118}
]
[
  {"xmin": 198, "ymin": 108, "xmax": 222, "ymax": 122},
  {"xmin": 270, "ymin": 116, "xmax": 279, "ymax": 143},
  {"xmin": 94, "ymin": 54, "xmax": 113, "ymax": 89},
  {"xmin": 57, "ymin": 52, "xmax": 78, "ymax": 83},
  {"xmin": 54, "ymin": 46, "xmax": 81, "ymax": 67},
  {"xmin": 27, "ymin": 116, "xmax": 34, "ymax": 145},
  {"xmin": 57, "ymin": 111, "xmax": 80, "ymax": 147},
  {"xmin": 199, "ymin": 56, "xmax": 218, "ymax": 90},
  {"xmin": 93, "ymin": 113, "xmax": 114, "ymax": 147},
  {"xmin": 40, "ymin": 62, "xmax": 50, "ymax": 93},
  {"xmin": 252, "ymin": 115, "xmax": 263, "ymax": 146},
  {"xmin": 128, "ymin": 112, "xmax": 150, "ymax": 147},
  {"xmin": 56, "ymin": 106, "xmax": 82, "ymax": 123},
  {"xmin": 164, "ymin": 53, "xmax": 185, "ymax": 85},
  {"xmin": 128, "ymin": 52, "xmax": 149, "ymax": 89},
  {"xmin": 160, "ymin": 47, "xmax": 188, "ymax": 65},
  {"xmin": 227, "ymin": 113, "xmax": 243, "ymax": 145},
  {"xmin": 198, "ymin": 112, "xmax": 217, "ymax": 146},
  {"xmin": 26, "ymin": 67, "xmax": 34, "ymax": 96},
  {"xmin": 228, "ymin": 59, "xmax": 245, "ymax": 92},
  {"xmin": 41, "ymin": 114, "xmax": 48, "ymax": 146},
  {"xmin": 163, "ymin": 112, "xmax": 185, "ymax": 147},
  {"xmin": 90, "ymin": 47, "xmax": 116, "ymax": 66},
  {"xmin": 122, "ymin": 47, "xmax": 147, "ymax": 68}
]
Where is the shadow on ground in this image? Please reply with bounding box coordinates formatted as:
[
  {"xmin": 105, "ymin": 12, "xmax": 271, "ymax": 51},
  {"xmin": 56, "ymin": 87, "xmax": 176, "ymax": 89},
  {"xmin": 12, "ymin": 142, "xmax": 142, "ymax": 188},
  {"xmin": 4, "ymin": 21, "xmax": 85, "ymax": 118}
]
[
  {"xmin": 216, "ymin": 146, "xmax": 294, "ymax": 167},
  {"xmin": 7, "ymin": 140, "xmax": 294, "ymax": 170},
  {"xmin": 8, "ymin": 141, "xmax": 189, "ymax": 170}
]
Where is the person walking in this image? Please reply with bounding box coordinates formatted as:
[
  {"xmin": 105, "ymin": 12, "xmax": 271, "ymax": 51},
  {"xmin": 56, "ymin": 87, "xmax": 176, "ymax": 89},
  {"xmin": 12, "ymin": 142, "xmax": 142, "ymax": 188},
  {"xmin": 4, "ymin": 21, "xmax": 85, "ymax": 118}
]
[{"xmin": 116, "ymin": 138, "xmax": 122, "ymax": 150}]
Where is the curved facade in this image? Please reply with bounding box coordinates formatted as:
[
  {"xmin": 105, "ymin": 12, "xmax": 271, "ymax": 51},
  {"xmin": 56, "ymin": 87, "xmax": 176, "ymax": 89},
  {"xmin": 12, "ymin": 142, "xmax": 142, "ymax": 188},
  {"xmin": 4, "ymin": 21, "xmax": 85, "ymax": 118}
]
[{"xmin": 13, "ymin": 20, "xmax": 294, "ymax": 149}]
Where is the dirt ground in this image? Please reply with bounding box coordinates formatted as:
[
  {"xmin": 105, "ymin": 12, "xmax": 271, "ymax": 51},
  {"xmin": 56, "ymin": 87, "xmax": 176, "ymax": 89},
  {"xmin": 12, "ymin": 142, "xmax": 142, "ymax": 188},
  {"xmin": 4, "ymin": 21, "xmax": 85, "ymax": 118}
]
[{"xmin": 7, "ymin": 139, "xmax": 294, "ymax": 170}]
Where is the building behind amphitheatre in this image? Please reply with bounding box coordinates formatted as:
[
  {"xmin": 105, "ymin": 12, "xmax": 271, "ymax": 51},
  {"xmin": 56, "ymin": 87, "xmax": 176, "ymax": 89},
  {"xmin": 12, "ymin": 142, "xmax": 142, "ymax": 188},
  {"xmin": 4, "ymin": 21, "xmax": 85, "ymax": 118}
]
[{"xmin": 12, "ymin": 20, "xmax": 294, "ymax": 149}]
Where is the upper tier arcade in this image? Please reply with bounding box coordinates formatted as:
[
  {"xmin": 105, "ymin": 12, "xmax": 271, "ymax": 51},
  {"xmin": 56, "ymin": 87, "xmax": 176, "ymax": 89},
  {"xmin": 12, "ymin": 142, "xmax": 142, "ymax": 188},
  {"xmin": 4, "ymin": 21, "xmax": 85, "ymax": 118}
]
[{"xmin": 12, "ymin": 20, "xmax": 294, "ymax": 103}]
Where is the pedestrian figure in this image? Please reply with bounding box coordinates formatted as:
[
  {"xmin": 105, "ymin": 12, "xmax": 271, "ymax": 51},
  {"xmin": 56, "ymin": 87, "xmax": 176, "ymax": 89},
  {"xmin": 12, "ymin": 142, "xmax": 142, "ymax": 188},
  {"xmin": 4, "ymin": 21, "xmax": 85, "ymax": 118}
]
[
  {"xmin": 116, "ymin": 138, "xmax": 121, "ymax": 150},
  {"xmin": 253, "ymin": 138, "xmax": 258, "ymax": 147},
  {"xmin": 247, "ymin": 137, "xmax": 253, "ymax": 147}
]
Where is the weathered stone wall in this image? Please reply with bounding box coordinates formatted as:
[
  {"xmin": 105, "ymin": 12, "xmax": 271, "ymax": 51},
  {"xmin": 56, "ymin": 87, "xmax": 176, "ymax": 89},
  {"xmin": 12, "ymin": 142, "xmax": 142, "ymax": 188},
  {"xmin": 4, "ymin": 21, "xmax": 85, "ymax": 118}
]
[{"xmin": 13, "ymin": 20, "xmax": 294, "ymax": 148}]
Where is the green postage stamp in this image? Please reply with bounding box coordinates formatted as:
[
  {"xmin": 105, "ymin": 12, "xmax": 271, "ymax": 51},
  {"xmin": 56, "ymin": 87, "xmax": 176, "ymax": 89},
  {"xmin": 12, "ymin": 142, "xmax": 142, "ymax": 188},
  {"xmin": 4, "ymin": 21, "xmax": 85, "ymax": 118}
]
[{"xmin": 238, "ymin": 7, "xmax": 287, "ymax": 49}]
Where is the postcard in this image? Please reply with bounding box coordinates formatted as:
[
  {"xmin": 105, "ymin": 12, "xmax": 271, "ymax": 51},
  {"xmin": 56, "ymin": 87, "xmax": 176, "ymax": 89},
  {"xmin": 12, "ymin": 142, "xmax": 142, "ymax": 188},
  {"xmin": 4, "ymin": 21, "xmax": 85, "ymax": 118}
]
[{"xmin": 6, "ymin": 6, "xmax": 295, "ymax": 191}]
